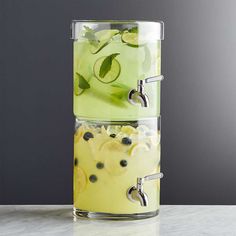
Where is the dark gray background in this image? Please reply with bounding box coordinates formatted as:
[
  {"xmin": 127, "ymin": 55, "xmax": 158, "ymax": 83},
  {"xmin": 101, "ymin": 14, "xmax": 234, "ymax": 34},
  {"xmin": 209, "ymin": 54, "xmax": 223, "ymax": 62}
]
[{"xmin": 1, "ymin": 0, "xmax": 236, "ymax": 204}]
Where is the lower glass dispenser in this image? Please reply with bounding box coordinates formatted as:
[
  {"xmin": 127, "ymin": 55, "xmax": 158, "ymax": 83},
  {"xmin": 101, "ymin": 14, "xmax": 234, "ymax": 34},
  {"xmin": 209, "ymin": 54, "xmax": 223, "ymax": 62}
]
[{"xmin": 73, "ymin": 118, "xmax": 162, "ymax": 219}]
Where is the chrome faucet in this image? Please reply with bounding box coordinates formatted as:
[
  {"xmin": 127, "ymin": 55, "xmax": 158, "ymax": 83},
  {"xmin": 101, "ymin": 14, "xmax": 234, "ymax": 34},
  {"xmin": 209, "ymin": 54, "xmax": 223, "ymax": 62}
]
[
  {"xmin": 128, "ymin": 75, "xmax": 164, "ymax": 107},
  {"xmin": 127, "ymin": 172, "xmax": 163, "ymax": 206}
]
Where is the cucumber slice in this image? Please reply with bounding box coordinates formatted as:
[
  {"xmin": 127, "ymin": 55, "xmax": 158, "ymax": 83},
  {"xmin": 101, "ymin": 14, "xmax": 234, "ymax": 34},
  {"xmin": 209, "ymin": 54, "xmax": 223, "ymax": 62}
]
[
  {"xmin": 94, "ymin": 56, "xmax": 121, "ymax": 84},
  {"xmin": 90, "ymin": 29, "xmax": 119, "ymax": 54},
  {"xmin": 121, "ymin": 31, "xmax": 140, "ymax": 47}
]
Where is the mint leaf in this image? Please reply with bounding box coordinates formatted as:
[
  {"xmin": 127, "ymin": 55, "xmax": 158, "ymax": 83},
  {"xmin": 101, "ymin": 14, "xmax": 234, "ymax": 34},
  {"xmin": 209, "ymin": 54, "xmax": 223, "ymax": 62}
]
[
  {"xmin": 111, "ymin": 91, "xmax": 127, "ymax": 99},
  {"xmin": 84, "ymin": 26, "xmax": 93, "ymax": 32},
  {"xmin": 76, "ymin": 73, "xmax": 90, "ymax": 89},
  {"xmin": 111, "ymin": 82, "xmax": 130, "ymax": 89},
  {"xmin": 99, "ymin": 53, "xmax": 120, "ymax": 78},
  {"xmin": 129, "ymin": 26, "xmax": 138, "ymax": 33},
  {"xmin": 83, "ymin": 26, "xmax": 100, "ymax": 47}
]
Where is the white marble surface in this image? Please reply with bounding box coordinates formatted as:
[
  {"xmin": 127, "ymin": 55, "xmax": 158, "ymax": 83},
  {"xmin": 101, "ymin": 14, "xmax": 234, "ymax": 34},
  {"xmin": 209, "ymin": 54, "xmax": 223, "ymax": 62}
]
[{"xmin": 0, "ymin": 205, "xmax": 236, "ymax": 236}]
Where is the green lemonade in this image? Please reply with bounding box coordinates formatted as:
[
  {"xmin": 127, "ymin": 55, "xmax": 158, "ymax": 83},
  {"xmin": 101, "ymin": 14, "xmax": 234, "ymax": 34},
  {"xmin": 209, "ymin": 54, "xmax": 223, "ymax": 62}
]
[
  {"xmin": 73, "ymin": 24, "xmax": 162, "ymax": 217},
  {"xmin": 73, "ymin": 28, "xmax": 161, "ymax": 120}
]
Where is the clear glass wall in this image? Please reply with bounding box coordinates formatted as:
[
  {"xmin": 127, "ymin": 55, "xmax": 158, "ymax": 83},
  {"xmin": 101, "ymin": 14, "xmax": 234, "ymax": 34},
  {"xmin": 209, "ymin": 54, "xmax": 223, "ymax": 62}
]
[{"xmin": 72, "ymin": 21, "xmax": 164, "ymax": 219}]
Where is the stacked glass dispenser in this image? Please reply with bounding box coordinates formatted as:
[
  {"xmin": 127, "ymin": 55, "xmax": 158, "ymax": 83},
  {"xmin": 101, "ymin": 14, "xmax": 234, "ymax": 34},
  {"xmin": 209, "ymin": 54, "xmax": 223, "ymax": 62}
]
[{"xmin": 71, "ymin": 20, "xmax": 164, "ymax": 220}]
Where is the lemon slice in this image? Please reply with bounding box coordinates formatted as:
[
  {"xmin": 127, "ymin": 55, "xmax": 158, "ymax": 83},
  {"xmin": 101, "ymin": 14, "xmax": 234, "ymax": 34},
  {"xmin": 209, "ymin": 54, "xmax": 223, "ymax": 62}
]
[
  {"xmin": 129, "ymin": 143, "xmax": 149, "ymax": 157},
  {"xmin": 73, "ymin": 166, "xmax": 87, "ymax": 195},
  {"xmin": 88, "ymin": 133, "xmax": 110, "ymax": 160},
  {"xmin": 74, "ymin": 126, "xmax": 84, "ymax": 144},
  {"xmin": 100, "ymin": 140, "xmax": 126, "ymax": 153},
  {"xmin": 121, "ymin": 125, "xmax": 137, "ymax": 135},
  {"xmin": 105, "ymin": 157, "xmax": 127, "ymax": 176}
]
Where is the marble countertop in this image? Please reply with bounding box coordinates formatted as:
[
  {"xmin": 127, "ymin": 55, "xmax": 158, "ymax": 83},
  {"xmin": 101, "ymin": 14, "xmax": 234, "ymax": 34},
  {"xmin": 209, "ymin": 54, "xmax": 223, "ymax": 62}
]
[{"xmin": 0, "ymin": 205, "xmax": 235, "ymax": 236}]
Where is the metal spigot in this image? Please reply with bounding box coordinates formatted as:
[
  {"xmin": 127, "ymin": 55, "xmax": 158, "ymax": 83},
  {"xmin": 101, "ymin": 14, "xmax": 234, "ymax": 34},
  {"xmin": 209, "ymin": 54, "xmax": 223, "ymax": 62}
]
[
  {"xmin": 127, "ymin": 172, "xmax": 163, "ymax": 207},
  {"xmin": 128, "ymin": 75, "xmax": 164, "ymax": 107}
]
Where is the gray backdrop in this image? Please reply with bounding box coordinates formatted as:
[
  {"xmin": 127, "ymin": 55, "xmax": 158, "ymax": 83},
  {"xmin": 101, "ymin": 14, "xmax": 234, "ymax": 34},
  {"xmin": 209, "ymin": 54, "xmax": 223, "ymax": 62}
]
[{"xmin": 1, "ymin": 0, "xmax": 236, "ymax": 204}]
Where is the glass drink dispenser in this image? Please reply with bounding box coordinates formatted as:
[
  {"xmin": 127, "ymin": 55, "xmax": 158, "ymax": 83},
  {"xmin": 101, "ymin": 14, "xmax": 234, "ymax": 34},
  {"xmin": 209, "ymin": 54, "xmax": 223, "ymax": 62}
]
[{"xmin": 71, "ymin": 21, "xmax": 164, "ymax": 219}]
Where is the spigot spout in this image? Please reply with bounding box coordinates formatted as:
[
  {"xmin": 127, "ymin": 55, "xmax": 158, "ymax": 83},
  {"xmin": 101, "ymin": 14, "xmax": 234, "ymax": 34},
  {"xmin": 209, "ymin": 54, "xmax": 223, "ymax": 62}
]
[
  {"xmin": 127, "ymin": 186, "xmax": 149, "ymax": 206},
  {"xmin": 128, "ymin": 75, "xmax": 164, "ymax": 107},
  {"xmin": 127, "ymin": 173, "xmax": 163, "ymax": 207}
]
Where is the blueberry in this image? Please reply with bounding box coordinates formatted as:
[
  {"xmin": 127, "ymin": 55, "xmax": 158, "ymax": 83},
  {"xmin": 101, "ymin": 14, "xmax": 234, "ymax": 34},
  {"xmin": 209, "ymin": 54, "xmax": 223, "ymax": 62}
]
[
  {"xmin": 74, "ymin": 158, "xmax": 78, "ymax": 166},
  {"xmin": 120, "ymin": 160, "xmax": 128, "ymax": 167},
  {"xmin": 96, "ymin": 162, "xmax": 104, "ymax": 169},
  {"xmin": 83, "ymin": 132, "xmax": 94, "ymax": 141},
  {"xmin": 89, "ymin": 175, "xmax": 98, "ymax": 183},
  {"xmin": 110, "ymin": 134, "xmax": 116, "ymax": 138},
  {"xmin": 121, "ymin": 137, "xmax": 132, "ymax": 145}
]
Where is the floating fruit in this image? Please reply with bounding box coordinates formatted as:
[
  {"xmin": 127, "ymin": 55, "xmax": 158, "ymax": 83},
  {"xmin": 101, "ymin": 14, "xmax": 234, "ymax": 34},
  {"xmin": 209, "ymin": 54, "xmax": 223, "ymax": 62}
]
[
  {"xmin": 89, "ymin": 174, "xmax": 98, "ymax": 183},
  {"xmin": 106, "ymin": 125, "xmax": 121, "ymax": 136},
  {"xmin": 94, "ymin": 56, "xmax": 121, "ymax": 84},
  {"xmin": 121, "ymin": 31, "xmax": 141, "ymax": 47},
  {"xmin": 121, "ymin": 125, "xmax": 137, "ymax": 135},
  {"xmin": 74, "ymin": 73, "xmax": 90, "ymax": 96},
  {"xmin": 120, "ymin": 160, "xmax": 128, "ymax": 167},
  {"xmin": 88, "ymin": 133, "xmax": 111, "ymax": 160},
  {"xmin": 74, "ymin": 132, "xmax": 82, "ymax": 144},
  {"xmin": 109, "ymin": 133, "xmax": 116, "ymax": 138},
  {"xmin": 96, "ymin": 162, "xmax": 104, "ymax": 169},
  {"xmin": 100, "ymin": 140, "xmax": 126, "ymax": 153},
  {"xmin": 74, "ymin": 166, "xmax": 87, "ymax": 194},
  {"xmin": 121, "ymin": 137, "xmax": 132, "ymax": 145},
  {"xmin": 83, "ymin": 132, "xmax": 94, "ymax": 141},
  {"xmin": 136, "ymin": 125, "xmax": 149, "ymax": 134},
  {"xmin": 105, "ymin": 157, "xmax": 127, "ymax": 176},
  {"xmin": 149, "ymin": 134, "xmax": 160, "ymax": 146},
  {"xmin": 90, "ymin": 29, "xmax": 119, "ymax": 54},
  {"xmin": 74, "ymin": 158, "xmax": 78, "ymax": 166},
  {"xmin": 129, "ymin": 143, "xmax": 149, "ymax": 157}
]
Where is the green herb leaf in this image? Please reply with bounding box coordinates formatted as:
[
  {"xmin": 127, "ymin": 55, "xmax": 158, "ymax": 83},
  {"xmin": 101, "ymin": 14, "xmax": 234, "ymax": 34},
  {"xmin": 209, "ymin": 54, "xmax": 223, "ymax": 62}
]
[
  {"xmin": 111, "ymin": 91, "xmax": 127, "ymax": 99},
  {"xmin": 99, "ymin": 53, "xmax": 120, "ymax": 78},
  {"xmin": 76, "ymin": 73, "xmax": 90, "ymax": 89},
  {"xmin": 129, "ymin": 26, "xmax": 138, "ymax": 33},
  {"xmin": 111, "ymin": 82, "xmax": 130, "ymax": 89},
  {"xmin": 83, "ymin": 26, "xmax": 100, "ymax": 47}
]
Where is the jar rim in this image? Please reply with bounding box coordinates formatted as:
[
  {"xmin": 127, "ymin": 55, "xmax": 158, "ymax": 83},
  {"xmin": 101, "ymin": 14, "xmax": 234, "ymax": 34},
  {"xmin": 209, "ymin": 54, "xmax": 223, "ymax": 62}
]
[
  {"xmin": 71, "ymin": 19, "xmax": 163, "ymax": 24},
  {"xmin": 71, "ymin": 20, "xmax": 164, "ymax": 40}
]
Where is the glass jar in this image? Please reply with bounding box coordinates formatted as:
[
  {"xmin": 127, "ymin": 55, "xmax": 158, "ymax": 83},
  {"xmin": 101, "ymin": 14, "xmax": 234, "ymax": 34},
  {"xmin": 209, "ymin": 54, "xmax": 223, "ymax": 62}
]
[{"xmin": 71, "ymin": 20, "xmax": 164, "ymax": 220}]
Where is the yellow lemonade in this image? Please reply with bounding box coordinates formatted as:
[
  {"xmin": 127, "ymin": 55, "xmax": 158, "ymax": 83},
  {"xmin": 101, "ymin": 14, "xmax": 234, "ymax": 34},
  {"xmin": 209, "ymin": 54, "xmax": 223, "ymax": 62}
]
[{"xmin": 74, "ymin": 119, "xmax": 160, "ymax": 214}]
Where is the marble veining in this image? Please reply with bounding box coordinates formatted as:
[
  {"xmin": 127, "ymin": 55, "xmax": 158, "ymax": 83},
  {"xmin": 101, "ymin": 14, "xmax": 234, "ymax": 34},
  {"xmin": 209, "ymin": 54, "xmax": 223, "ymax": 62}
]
[{"xmin": 0, "ymin": 205, "xmax": 235, "ymax": 236}]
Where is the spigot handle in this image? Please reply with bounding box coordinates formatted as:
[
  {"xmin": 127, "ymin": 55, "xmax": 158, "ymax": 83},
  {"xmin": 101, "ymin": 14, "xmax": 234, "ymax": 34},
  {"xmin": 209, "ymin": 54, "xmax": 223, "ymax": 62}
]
[
  {"xmin": 144, "ymin": 75, "xmax": 164, "ymax": 84},
  {"xmin": 137, "ymin": 172, "xmax": 163, "ymax": 191},
  {"xmin": 143, "ymin": 172, "xmax": 164, "ymax": 181},
  {"xmin": 137, "ymin": 75, "xmax": 164, "ymax": 93},
  {"xmin": 138, "ymin": 75, "xmax": 164, "ymax": 87}
]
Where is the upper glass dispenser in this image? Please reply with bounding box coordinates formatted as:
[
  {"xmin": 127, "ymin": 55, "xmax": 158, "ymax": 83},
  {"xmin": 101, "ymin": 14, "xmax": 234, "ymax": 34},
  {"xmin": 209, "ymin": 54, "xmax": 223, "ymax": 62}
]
[{"xmin": 71, "ymin": 21, "xmax": 164, "ymax": 121}]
